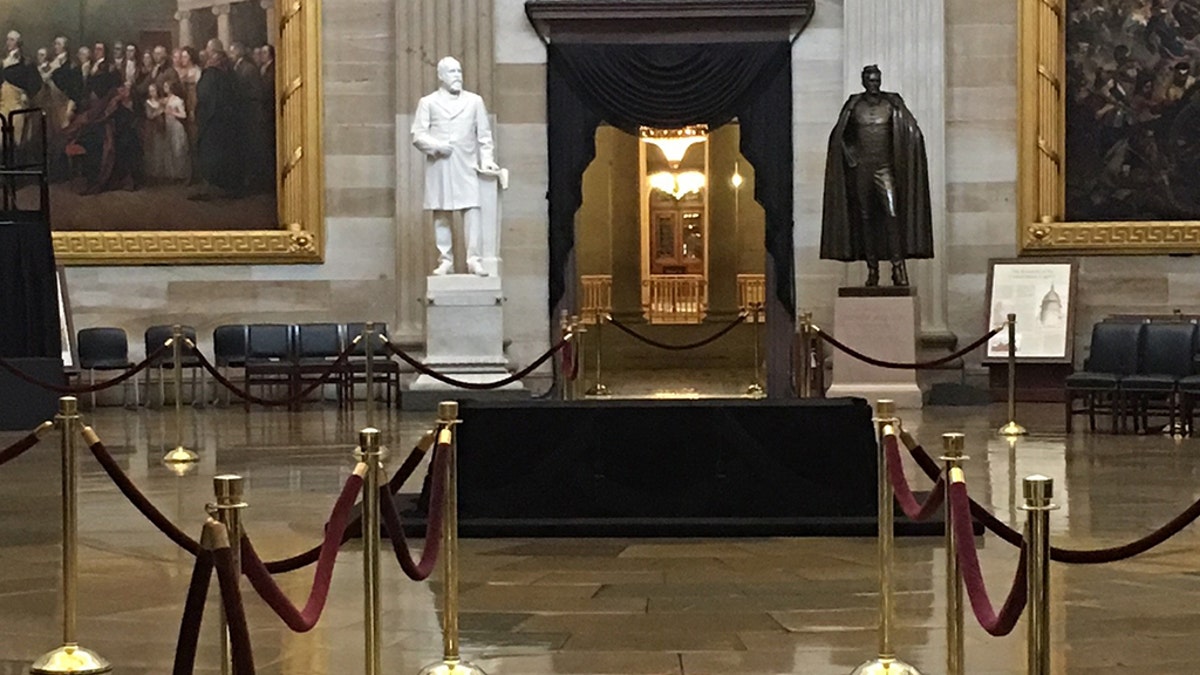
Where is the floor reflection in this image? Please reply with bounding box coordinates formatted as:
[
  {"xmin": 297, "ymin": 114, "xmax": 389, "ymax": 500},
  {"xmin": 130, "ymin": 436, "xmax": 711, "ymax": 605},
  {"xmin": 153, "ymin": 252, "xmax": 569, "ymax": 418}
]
[{"xmin": 1, "ymin": 401, "xmax": 1198, "ymax": 673}]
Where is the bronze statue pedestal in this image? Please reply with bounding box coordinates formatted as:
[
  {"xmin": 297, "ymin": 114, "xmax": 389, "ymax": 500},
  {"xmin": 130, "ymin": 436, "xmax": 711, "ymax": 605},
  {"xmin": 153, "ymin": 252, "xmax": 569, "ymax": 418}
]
[{"xmin": 824, "ymin": 286, "xmax": 922, "ymax": 409}]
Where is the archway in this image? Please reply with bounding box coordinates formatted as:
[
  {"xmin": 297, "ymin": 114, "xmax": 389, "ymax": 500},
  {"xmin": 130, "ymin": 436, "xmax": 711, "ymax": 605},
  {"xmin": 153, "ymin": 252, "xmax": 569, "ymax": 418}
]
[{"xmin": 527, "ymin": 0, "xmax": 814, "ymax": 396}]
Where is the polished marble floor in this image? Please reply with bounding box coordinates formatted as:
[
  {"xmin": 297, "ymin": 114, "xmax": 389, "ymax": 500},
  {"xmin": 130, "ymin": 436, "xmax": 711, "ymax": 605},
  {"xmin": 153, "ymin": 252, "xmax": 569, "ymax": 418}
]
[{"xmin": 2, "ymin": 398, "xmax": 1200, "ymax": 674}]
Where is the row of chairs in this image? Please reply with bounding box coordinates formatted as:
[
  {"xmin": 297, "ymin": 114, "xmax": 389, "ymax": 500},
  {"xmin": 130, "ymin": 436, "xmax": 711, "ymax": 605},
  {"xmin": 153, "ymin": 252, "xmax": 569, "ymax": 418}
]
[
  {"xmin": 1064, "ymin": 319, "xmax": 1200, "ymax": 434},
  {"xmin": 76, "ymin": 323, "xmax": 400, "ymax": 410}
]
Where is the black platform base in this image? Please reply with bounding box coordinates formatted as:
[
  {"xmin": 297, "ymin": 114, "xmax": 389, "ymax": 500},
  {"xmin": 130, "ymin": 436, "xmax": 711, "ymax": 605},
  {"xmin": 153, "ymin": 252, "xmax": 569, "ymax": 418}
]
[
  {"xmin": 391, "ymin": 495, "xmax": 960, "ymax": 538},
  {"xmin": 400, "ymin": 397, "xmax": 953, "ymax": 537},
  {"xmin": 0, "ymin": 358, "xmax": 62, "ymax": 430}
]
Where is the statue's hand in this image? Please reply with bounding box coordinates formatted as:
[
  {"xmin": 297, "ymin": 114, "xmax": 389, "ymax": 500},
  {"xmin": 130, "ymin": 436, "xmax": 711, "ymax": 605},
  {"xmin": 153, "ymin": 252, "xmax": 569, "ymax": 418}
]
[
  {"xmin": 480, "ymin": 160, "xmax": 500, "ymax": 172},
  {"xmin": 435, "ymin": 143, "xmax": 453, "ymax": 158}
]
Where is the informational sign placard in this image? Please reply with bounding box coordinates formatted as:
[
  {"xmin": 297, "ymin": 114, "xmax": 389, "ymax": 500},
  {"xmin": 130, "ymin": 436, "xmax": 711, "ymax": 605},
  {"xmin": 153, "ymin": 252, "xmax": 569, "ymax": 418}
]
[{"xmin": 985, "ymin": 259, "xmax": 1077, "ymax": 363}]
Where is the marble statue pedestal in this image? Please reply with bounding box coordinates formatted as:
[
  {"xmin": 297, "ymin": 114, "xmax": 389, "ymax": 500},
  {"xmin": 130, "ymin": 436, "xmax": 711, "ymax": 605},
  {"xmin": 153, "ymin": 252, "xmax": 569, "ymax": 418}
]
[
  {"xmin": 825, "ymin": 287, "xmax": 923, "ymax": 409},
  {"xmin": 410, "ymin": 274, "xmax": 523, "ymax": 393}
]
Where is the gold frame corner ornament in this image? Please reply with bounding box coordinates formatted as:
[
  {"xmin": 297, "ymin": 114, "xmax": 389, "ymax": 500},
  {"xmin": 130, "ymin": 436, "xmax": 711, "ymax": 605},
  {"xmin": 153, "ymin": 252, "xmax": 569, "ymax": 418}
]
[
  {"xmin": 1017, "ymin": 0, "xmax": 1200, "ymax": 255},
  {"xmin": 53, "ymin": 0, "xmax": 325, "ymax": 266}
]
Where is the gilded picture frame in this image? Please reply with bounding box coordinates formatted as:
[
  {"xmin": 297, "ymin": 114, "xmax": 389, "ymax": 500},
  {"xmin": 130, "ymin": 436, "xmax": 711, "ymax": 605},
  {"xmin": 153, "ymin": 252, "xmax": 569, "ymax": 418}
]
[
  {"xmin": 1018, "ymin": 0, "xmax": 1200, "ymax": 254},
  {"xmin": 43, "ymin": 0, "xmax": 324, "ymax": 265}
]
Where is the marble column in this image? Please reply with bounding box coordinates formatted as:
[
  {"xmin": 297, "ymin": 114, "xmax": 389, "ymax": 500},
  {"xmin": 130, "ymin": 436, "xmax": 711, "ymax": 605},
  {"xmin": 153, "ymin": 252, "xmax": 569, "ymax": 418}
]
[
  {"xmin": 213, "ymin": 4, "xmax": 232, "ymax": 49},
  {"xmin": 396, "ymin": 0, "xmax": 496, "ymax": 342},
  {"xmin": 843, "ymin": 0, "xmax": 952, "ymax": 344},
  {"xmin": 175, "ymin": 10, "xmax": 193, "ymax": 49},
  {"xmin": 260, "ymin": 0, "xmax": 277, "ymax": 46}
]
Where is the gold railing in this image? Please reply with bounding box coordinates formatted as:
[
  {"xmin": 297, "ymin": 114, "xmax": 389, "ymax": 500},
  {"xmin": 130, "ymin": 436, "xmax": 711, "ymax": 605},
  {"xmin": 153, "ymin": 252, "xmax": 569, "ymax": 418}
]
[
  {"xmin": 641, "ymin": 275, "xmax": 707, "ymax": 325},
  {"xmin": 579, "ymin": 275, "xmax": 613, "ymax": 325},
  {"xmin": 737, "ymin": 274, "xmax": 766, "ymax": 322}
]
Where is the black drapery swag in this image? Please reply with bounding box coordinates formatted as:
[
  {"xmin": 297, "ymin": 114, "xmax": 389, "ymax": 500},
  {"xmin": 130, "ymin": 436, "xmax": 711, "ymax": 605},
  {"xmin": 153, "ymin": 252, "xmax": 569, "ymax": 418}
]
[{"xmin": 546, "ymin": 41, "xmax": 794, "ymax": 316}]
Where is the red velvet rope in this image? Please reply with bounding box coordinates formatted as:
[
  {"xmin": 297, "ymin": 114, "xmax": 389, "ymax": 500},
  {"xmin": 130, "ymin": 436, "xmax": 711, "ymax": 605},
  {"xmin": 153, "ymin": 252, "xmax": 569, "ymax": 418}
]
[
  {"xmin": 0, "ymin": 427, "xmax": 45, "ymax": 467},
  {"xmin": 213, "ymin": 542, "xmax": 257, "ymax": 675},
  {"xmin": 171, "ymin": 534, "xmax": 213, "ymax": 675},
  {"xmin": 240, "ymin": 471, "xmax": 364, "ymax": 632},
  {"xmin": 263, "ymin": 445, "xmax": 429, "ymax": 574},
  {"xmin": 193, "ymin": 347, "xmax": 353, "ymax": 406},
  {"xmin": 0, "ymin": 343, "xmax": 169, "ymax": 394},
  {"xmin": 815, "ymin": 324, "xmax": 1005, "ymax": 370},
  {"xmin": 88, "ymin": 438, "xmax": 202, "ymax": 555},
  {"xmin": 904, "ymin": 436, "xmax": 1200, "ymax": 564},
  {"xmin": 561, "ymin": 339, "xmax": 578, "ymax": 382},
  {"xmin": 385, "ymin": 338, "xmax": 569, "ymax": 390},
  {"xmin": 378, "ymin": 442, "xmax": 449, "ymax": 581},
  {"xmin": 884, "ymin": 434, "xmax": 945, "ymax": 521},
  {"xmin": 950, "ymin": 480, "xmax": 1028, "ymax": 636},
  {"xmin": 607, "ymin": 313, "xmax": 747, "ymax": 351}
]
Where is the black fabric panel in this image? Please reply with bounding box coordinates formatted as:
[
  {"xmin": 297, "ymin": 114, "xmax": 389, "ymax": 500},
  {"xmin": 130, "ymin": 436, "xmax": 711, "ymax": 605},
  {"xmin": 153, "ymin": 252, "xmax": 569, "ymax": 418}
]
[
  {"xmin": 0, "ymin": 358, "xmax": 62, "ymax": 430},
  {"xmin": 547, "ymin": 58, "xmax": 603, "ymax": 317},
  {"xmin": 738, "ymin": 55, "xmax": 795, "ymax": 314},
  {"xmin": 0, "ymin": 221, "xmax": 61, "ymax": 359},
  {"xmin": 545, "ymin": 41, "xmax": 795, "ymax": 315},
  {"xmin": 455, "ymin": 398, "xmax": 876, "ymax": 520}
]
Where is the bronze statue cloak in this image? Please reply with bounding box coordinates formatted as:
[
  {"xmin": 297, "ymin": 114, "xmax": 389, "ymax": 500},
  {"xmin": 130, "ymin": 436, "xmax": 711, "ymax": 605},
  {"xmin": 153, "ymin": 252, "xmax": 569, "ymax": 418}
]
[{"xmin": 819, "ymin": 92, "xmax": 934, "ymax": 262}]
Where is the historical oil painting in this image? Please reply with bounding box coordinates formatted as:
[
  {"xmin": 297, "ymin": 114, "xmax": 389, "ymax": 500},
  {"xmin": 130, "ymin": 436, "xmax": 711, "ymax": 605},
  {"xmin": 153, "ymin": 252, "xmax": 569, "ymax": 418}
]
[
  {"xmin": 1065, "ymin": 0, "xmax": 1200, "ymax": 221},
  {"xmin": 1, "ymin": 0, "xmax": 276, "ymax": 232}
]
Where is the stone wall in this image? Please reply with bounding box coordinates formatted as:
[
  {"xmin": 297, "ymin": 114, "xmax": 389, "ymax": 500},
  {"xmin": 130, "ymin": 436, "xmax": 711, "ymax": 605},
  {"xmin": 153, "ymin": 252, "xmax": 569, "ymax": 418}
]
[{"xmin": 60, "ymin": 0, "xmax": 1200, "ymax": 379}]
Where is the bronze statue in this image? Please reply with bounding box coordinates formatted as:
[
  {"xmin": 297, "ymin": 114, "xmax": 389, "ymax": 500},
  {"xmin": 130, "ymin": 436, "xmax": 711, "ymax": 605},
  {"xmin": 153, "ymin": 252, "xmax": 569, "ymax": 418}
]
[{"xmin": 821, "ymin": 65, "xmax": 933, "ymax": 287}]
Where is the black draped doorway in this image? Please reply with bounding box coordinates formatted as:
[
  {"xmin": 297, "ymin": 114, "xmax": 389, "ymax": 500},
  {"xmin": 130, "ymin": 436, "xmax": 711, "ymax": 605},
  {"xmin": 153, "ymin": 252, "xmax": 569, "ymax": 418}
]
[{"xmin": 546, "ymin": 41, "xmax": 795, "ymax": 396}]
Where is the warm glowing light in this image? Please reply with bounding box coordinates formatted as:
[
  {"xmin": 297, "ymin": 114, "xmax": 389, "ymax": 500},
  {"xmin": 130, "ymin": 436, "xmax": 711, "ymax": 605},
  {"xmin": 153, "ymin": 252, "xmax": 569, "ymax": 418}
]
[
  {"xmin": 649, "ymin": 171, "xmax": 706, "ymax": 200},
  {"xmin": 645, "ymin": 137, "xmax": 704, "ymax": 166},
  {"xmin": 641, "ymin": 125, "xmax": 708, "ymax": 168},
  {"xmin": 731, "ymin": 172, "xmax": 743, "ymax": 188}
]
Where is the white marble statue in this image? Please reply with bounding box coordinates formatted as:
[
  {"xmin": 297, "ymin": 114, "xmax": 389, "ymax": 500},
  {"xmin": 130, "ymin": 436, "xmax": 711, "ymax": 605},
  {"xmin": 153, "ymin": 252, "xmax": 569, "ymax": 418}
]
[{"xmin": 411, "ymin": 56, "xmax": 499, "ymax": 277}]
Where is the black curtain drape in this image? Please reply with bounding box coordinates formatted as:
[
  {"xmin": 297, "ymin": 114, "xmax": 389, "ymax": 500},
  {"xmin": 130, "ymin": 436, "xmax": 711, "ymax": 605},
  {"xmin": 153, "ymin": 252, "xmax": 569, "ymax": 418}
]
[{"xmin": 546, "ymin": 41, "xmax": 794, "ymax": 316}]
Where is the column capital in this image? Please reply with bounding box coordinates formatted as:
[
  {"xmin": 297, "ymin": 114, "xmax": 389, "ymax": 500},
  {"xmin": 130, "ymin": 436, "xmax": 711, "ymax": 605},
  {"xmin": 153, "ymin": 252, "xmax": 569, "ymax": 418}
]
[
  {"xmin": 260, "ymin": 0, "xmax": 273, "ymax": 9},
  {"xmin": 212, "ymin": 3, "xmax": 231, "ymax": 16},
  {"xmin": 174, "ymin": 9, "xmax": 191, "ymax": 21}
]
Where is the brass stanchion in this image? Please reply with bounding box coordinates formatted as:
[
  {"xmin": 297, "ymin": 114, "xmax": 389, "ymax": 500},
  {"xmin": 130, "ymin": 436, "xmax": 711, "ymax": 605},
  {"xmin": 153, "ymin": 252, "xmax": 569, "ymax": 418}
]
[
  {"xmin": 209, "ymin": 475, "xmax": 246, "ymax": 675},
  {"xmin": 558, "ymin": 311, "xmax": 572, "ymax": 401},
  {"xmin": 418, "ymin": 401, "xmax": 488, "ymax": 675},
  {"xmin": 746, "ymin": 304, "xmax": 764, "ymax": 397},
  {"xmin": 363, "ymin": 323, "xmax": 377, "ymax": 430},
  {"xmin": 357, "ymin": 427, "xmax": 384, "ymax": 675},
  {"xmin": 570, "ymin": 314, "xmax": 585, "ymax": 401},
  {"xmin": 31, "ymin": 397, "xmax": 113, "ymax": 675},
  {"xmin": 850, "ymin": 400, "xmax": 922, "ymax": 675},
  {"xmin": 941, "ymin": 433, "xmax": 967, "ymax": 675},
  {"xmin": 163, "ymin": 325, "xmax": 198, "ymax": 464},
  {"xmin": 798, "ymin": 312, "xmax": 814, "ymax": 399},
  {"xmin": 1022, "ymin": 475, "xmax": 1056, "ymax": 675},
  {"xmin": 999, "ymin": 314, "xmax": 1027, "ymax": 436},
  {"xmin": 586, "ymin": 314, "xmax": 610, "ymax": 397}
]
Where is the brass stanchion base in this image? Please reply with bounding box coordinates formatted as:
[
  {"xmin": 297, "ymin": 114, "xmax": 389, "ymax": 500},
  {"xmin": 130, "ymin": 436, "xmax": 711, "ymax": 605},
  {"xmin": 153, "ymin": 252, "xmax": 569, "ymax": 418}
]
[
  {"xmin": 746, "ymin": 383, "xmax": 765, "ymax": 398},
  {"xmin": 585, "ymin": 383, "xmax": 611, "ymax": 397},
  {"xmin": 162, "ymin": 446, "xmax": 199, "ymax": 463},
  {"xmin": 30, "ymin": 644, "xmax": 113, "ymax": 674},
  {"xmin": 417, "ymin": 660, "xmax": 489, "ymax": 675},
  {"xmin": 849, "ymin": 657, "xmax": 923, "ymax": 675},
  {"xmin": 162, "ymin": 459, "xmax": 197, "ymax": 476},
  {"xmin": 998, "ymin": 421, "xmax": 1028, "ymax": 437}
]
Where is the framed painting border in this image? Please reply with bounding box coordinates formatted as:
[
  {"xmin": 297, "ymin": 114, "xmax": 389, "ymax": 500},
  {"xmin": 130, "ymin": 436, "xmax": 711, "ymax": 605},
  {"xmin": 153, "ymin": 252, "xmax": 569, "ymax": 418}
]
[
  {"xmin": 1016, "ymin": 0, "xmax": 1200, "ymax": 254},
  {"xmin": 983, "ymin": 257, "xmax": 1078, "ymax": 364},
  {"xmin": 50, "ymin": 0, "xmax": 325, "ymax": 265}
]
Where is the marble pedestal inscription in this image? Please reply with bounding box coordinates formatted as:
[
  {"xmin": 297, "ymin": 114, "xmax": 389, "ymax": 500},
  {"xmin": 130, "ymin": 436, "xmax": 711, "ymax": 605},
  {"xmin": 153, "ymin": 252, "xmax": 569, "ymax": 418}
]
[{"xmin": 825, "ymin": 288, "xmax": 923, "ymax": 408}]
